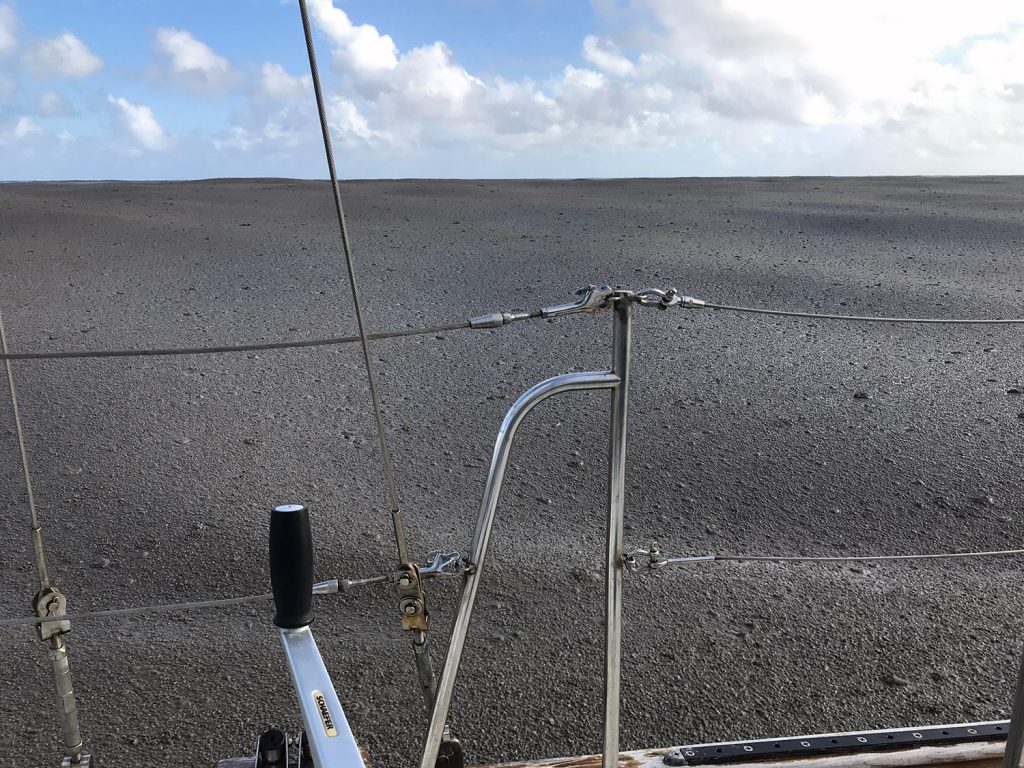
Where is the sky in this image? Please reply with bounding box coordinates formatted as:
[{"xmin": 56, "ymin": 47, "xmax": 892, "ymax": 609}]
[{"xmin": 1, "ymin": 0, "xmax": 1023, "ymax": 180}]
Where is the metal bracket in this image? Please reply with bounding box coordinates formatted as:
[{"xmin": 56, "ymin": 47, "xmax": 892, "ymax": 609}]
[
  {"xmin": 420, "ymin": 551, "xmax": 466, "ymax": 579},
  {"xmin": 396, "ymin": 563, "xmax": 430, "ymax": 632},
  {"xmin": 312, "ymin": 550, "xmax": 466, "ymax": 596},
  {"xmin": 470, "ymin": 284, "xmax": 703, "ymax": 330},
  {"xmin": 541, "ymin": 284, "xmax": 616, "ymax": 318},
  {"xmin": 633, "ymin": 287, "xmax": 705, "ymax": 310},
  {"xmin": 395, "ymin": 551, "xmax": 466, "ymax": 630},
  {"xmin": 34, "ymin": 586, "xmax": 71, "ymax": 641},
  {"xmin": 625, "ymin": 542, "xmax": 716, "ymax": 574},
  {"xmin": 624, "ymin": 542, "xmax": 666, "ymax": 573},
  {"xmin": 60, "ymin": 755, "xmax": 92, "ymax": 768}
]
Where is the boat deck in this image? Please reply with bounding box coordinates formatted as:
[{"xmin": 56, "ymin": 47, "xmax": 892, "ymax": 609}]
[{"xmin": 481, "ymin": 740, "xmax": 1005, "ymax": 768}]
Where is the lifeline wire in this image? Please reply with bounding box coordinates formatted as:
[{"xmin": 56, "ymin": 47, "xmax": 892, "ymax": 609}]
[
  {"xmin": 298, "ymin": 0, "xmax": 407, "ymax": 562},
  {"xmin": 5, "ymin": 297, "xmax": 1024, "ymax": 363},
  {"xmin": 0, "ymin": 308, "xmax": 49, "ymax": 590},
  {"xmin": 630, "ymin": 547, "xmax": 1024, "ymax": 573},
  {"xmin": 0, "ymin": 593, "xmax": 273, "ymax": 628},
  {"xmin": 0, "ymin": 321, "xmax": 473, "ymax": 362},
  {"xmin": 714, "ymin": 548, "xmax": 1024, "ymax": 563},
  {"xmin": 4, "ymin": 545, "xmax": 1023, "ymax": 628},
  {"xmin": 700, "ymin": 302, "xmax": 1024, "ymax": 324}
]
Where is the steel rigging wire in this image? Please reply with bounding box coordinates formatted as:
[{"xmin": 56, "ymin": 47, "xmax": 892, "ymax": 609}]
[
  {"xmin": 0, "ymin": 321, "xmax": 477, "ymax": 361},
  {"xmin": 3, "ymin": 299, "xmax": 1024, "ymax": 363},
  {"xmin": 0, "ymin": 308, "xmax": 49, "ymax": 590},
  {"xmin": 295, "ymin": 0, "xmax": 443, "ymax": 708},
  {"xmin": 298, "ymin": 0, "xmax": 403, "ymax": 552},
  {"xmin": 699, "ymin": 302, "xmax": 1024, "ymax": 323},
  {"xmin": 4, "ymin": 545, "xmax": 1024, "ymax": 628}
]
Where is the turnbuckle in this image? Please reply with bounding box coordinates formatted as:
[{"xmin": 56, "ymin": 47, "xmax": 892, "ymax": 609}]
[
  {"xmin": 469, "ymin": 309, "xmax": 536, "ymax": 329},
  {"xmin": 315, "ymin": 551, "xmax": 468, "ymax": 595},
  {"xmin": 469, "ymin": 284, "xmax": 614, "ymax": 329}
]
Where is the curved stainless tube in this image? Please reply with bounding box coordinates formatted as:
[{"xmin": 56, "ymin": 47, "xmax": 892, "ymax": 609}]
[{"xmin": 420, "ymin": 370, "xmax": 620, "ymax": 768}]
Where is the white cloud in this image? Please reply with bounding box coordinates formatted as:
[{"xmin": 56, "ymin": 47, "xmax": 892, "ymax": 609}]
[
  {"xmin": 13, "ymin": 115, "xmax": 39, "ymax": 137},
  {"xmin": 307, "ymin": 0, "xmax": 398, "ymax": 73},
  {"xmin": 11, "ymin": 1, "xmax": 1021, "ymax": 176},
  {"xmin": 601, "ymin": 0, "xmax": 1024, "ymax": 165},
  {"xmin": 382, "ymin": 42, "xmax": 482, "ymax": 120},
  {"xmin": 305, "ymin": 0, "xmax": 546, "ymax": 146},
  {"xmin": 216, "ymin": 94, "xmax": 383, "ymax": 156},
  {"xmin": 258, "ymin": 62, "xmax": 309, "ymax": 101},
  {"xmin": 293, "ymin": 1, "xmax": 823, "ymax": 155},
  {"xmin": 24, "ymin": 32, "xmax": 102, "ymax": 79},
  {"xmin": 217, "ymin": 60, "xmax": 370, "ymax": 155},
  {"xmin": 327, "ymin": 95, "xmax": 379, "ymax": 143},
  {"xmin": 37, "ymin": 90, "xmax": 74, "ymax": 117},
  {"xmin": 108, "ymin": 95, "xmax": 167, "ymax": 151},
  {"xmin": 0, "ymin": 5, "xmax": 16, "ymax": 57},
  {"xmin": 628, "ymin": 0, "xmax": 1024, "ymax": 128},
  {"xmin": 154, "ymin": 27, "xmax": 233, "ymax": 92},
  {"xmin": 582, "ymin": 36, "xmax": 635, "ymax": 77}
]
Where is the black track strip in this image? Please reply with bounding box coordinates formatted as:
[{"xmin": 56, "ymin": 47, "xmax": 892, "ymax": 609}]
[{"xmin": 667, "ymin": 722, "xmax": 1009, "ymax": 765}]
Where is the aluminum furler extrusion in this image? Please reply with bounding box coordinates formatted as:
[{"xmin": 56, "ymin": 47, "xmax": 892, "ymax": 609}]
[{"xmin": 420, "ymin": 369, "xmax": 621, "ymax": 768}]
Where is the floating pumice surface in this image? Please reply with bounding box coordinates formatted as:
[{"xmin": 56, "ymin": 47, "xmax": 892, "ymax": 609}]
[{"xmin": 1, "ymin": 177, "xmax": 1023, "ymax": 767}]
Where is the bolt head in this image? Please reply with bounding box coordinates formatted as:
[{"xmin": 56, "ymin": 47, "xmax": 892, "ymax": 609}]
[
  {"xmin": 398, "ymin": 576, "xmax": 412, "ymax": 588},
  {"xmin": 403, "ymin": 603, "xmax": 418, "ymax": 615}
]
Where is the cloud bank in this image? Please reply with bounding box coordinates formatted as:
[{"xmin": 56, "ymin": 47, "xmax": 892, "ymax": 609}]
[{"xmin": 3, "ymin": 0, "xmax": 1024, "ymax": 178}]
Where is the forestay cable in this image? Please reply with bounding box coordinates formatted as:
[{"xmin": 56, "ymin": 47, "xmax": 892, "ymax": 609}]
[
  {"xmin": 1, "ymin": 307, "xmax": 89, "ymax": 765},
  {"xmin": 297, "ymin": 0, "xmax": 407, "ymax": 562}
]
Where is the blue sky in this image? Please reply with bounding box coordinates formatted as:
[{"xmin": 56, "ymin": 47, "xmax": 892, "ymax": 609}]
[{"xmin": 1, "ymin": 0, "xmax": 1024, "ymax": 180}]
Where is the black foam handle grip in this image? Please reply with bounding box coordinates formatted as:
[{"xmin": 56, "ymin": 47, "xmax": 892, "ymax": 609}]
[{"xmin": 269, "ymin": 503, "xmax": 314, "ymax": 629}]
